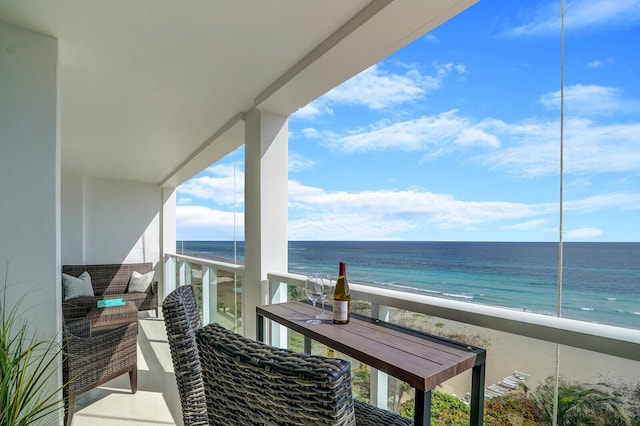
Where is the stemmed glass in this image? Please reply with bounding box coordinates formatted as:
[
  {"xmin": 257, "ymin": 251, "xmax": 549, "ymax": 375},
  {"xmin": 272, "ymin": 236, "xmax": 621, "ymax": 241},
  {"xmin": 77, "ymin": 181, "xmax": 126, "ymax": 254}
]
[
  {"xmin": 305, "ymin": 274, "xmax": 324, "ymax": 324},
  {"xmin": 316, "ymin": 274, "xmax": 333, "ymax": 320}
]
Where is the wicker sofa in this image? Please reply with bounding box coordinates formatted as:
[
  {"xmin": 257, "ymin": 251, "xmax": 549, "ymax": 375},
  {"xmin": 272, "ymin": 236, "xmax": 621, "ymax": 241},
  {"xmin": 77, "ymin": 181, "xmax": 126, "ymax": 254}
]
[{"xmin": 62, "ymin": 263, "xmax": 158, "ymax": 319}]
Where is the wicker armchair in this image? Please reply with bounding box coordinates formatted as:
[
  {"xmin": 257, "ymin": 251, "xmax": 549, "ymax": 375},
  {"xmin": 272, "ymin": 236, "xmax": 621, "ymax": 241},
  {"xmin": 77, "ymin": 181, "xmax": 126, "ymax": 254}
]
[
  {"xmin": 162, "ymin": 285, "xmax": 208, "ymax": 425},
  {"xmin": 62, "ymin": 319, "xmax": 138, "ymax": 426},
  {"xmin": 196, "ymin": 322, "xmax": 414, "ymax": 426}
]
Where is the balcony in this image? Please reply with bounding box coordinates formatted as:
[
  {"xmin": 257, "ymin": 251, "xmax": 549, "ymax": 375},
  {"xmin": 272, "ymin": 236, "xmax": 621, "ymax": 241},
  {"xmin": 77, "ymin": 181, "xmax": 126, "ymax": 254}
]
[
  {"xmin": 82, "ymin": 253, "xmax": 631, "ymax": 425},
  {"xmin": 6, "ymin": 1, "xmax": 637, "ymax": 424}
]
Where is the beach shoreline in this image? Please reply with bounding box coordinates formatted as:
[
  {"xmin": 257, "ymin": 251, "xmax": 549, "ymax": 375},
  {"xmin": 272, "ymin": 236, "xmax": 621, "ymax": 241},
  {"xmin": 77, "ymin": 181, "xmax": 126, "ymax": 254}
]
[{"xmin": 382, "ymin": 308, "xmax": 639, "ymax": 403}]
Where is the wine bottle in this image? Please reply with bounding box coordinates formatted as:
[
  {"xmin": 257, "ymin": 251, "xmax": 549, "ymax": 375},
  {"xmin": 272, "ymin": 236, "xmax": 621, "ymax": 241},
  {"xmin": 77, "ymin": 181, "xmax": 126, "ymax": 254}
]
[{"xmin": 333, "ymin": 261, "xmax": 350, "ymax": 324}]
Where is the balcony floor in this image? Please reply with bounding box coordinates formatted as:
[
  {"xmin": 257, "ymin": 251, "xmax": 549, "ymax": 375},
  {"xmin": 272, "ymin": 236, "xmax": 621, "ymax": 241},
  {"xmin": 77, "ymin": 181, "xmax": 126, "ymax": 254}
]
[{"xmin": 72, "ymin": 312, "xmax": 183, "ymax": 425}]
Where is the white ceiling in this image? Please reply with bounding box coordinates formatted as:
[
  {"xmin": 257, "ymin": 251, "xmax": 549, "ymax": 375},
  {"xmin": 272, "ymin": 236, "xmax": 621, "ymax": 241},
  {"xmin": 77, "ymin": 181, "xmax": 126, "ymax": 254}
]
[{"xmin": 0, "ymin": 0, "xmax": 477, "ymax": 187}]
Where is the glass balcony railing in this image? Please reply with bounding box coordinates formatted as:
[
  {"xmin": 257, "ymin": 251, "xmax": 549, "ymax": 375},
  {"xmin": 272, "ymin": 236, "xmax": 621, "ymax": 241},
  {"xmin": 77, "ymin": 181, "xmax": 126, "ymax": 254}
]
[
  {"xmin": 164, "ymin": 253, "xmax": 244, "ymax": 334},
  {"xmin": 267, "ymin": 271, "xmax": 640, "ymax": 425},
  {"xmin": 162, "ymin": 257, "xmax": 639, "ymax": 424}
]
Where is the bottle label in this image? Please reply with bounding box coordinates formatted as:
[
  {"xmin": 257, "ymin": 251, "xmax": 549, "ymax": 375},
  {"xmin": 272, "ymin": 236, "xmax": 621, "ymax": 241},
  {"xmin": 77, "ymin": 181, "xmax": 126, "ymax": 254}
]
[{"xmin": 333, "ymin": 300, "xmax": 348, "ymax": 321}]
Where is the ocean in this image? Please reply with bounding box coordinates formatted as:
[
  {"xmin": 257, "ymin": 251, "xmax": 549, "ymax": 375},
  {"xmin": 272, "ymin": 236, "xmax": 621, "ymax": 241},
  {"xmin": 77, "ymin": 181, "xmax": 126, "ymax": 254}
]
[{"xmin": 177, "ymin": 241, "xmax": 640, "ymax": 330}]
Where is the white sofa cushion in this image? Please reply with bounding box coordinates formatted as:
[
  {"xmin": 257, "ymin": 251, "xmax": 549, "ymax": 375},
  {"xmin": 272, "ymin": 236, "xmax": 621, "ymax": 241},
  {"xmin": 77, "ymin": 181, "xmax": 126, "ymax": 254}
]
[
  {"xmin": 128, "ymin": 270, "xmax": 154, "ymax": 293},
  {"xmin": 62, "ymin": 271, "xmax": 95, "ymax": 301}
]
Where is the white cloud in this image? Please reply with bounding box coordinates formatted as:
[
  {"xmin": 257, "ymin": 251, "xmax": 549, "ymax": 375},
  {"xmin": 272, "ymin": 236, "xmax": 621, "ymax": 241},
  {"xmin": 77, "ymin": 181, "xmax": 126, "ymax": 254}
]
[
  {"xmin": 287, "ymin": 176, "xmax": 640, "ymax": 239},
  {"xmin": 176, "ymin": 172, "xmax": 638, "ymax": 240},
  {"xmin": 292, "ymin": 102, "xmax": 333, "ymax": 120},
  {"xmin": 434, "ymin": 62, "xmax": 467, "ymax": 78},
  {"xmin": 288, "ymin": 211, "xmax": 415, "ymax": 241},
  {"xmin": 317, "ymin": 82, "xmax": 640, "ymax": 178},
  {"xmin": 323, "ymin": 64, "xmax": 428, "ymax": 109},
  {"xmin": 293, "ymin": 62, "xmax": 466, "ymax": 120},
  {"xmin": 564, "ymin": 0, "xmax": 640, "ymax": 30},
  {"xmin": 540, "ymin": 84, "xmax": 639, "ymax": 116},
  {"xmin": 564, "ymin": 192, "xmax": 640, "ymax": 212},
  {"xmin": 456, "ymin": 127, "xmax": 500, "ymax": 148},
  {"xmin": 477, "ymin": 117, "xmax": 640, "ymax": 177},
  {"xmin": 323, "ymin": 110, "xmax": 498, "ymax": 154},
  {"xmin": 287, "ymin": 180, "xmax": 551, "ymax": 239},
  {"xmin": 300, "ymin": 128, "xmax": 322, "ymax": 139},
  {"xmin": 176, "ymin": 205, "xmax": 245, "ymax": 240},
  {"xmin": 289, "ymin": 153, "xmax": 316, "ymax": 173},
  {"xmin": 504, "ymin": 0, "xmax": 640, "ymax": 37},
  {"xmin": 567, "ymin": 177, "xmax": 592, "ymax": 187},
  {"xmin": 586, "ymin": 57, "xmax": 613, "ymax": 69},
  {"xmin": 423, "ymin": 34, "xmax": 439, "ymax": 43},
  {"xmin": 178, "ymin": 163, "xmax": 244, "ymax": 206},
  {"xmin": 566, "ymin": 227, "xmax": 603, "ymax": 239},
  {"xmin": 504, "ymin": 219, "xmax": 549, "ymax": 230}
]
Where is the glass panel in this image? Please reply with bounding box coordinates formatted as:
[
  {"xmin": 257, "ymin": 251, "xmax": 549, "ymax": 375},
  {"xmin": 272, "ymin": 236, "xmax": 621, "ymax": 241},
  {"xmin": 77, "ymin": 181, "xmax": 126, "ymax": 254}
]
[
  {"xmin": 276, "ymin": 282, "xmax": 638, "ymax": 423},
  {"xmin": 287, "ymin": 283, "xmax": 304, "ymax": 302},
  {"xmin": 189, "ymin": 263, "xmax": 203, "ymax": 286},
  {"xmin": 387, "ymin": 308, "xmax": 558, "ymax": 423},
  {"xmin": 174, "ymin": 261, "xmax": 181, "ymax": 286},
  {"xmin": 214, "ymin": 269, "xmax": 242, "ymax": 334},
  {"xmin": 557, "ymin": 346, "xmax": 640, "ymax": 425},
  {"xmin": 560, "ymin": 243, "xmax": 640, "ymax": 329}
]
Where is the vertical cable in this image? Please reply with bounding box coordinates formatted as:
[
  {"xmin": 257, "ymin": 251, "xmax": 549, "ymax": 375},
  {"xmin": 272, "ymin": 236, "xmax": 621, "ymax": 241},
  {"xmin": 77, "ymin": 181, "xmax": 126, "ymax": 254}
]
[
  {"xmin": 553, "ymin": 1, "xmax": 565, "ymax": 424},
  {"xmin": 557, "ymin": 0, "xmax": 565, "ymax": 321},
  {"xmin": 233, "ymin": 149, "xmax": 238, "ymax": 265},
  {"xmin": 233, "ymin": 148, "xmax": 239, "ymax": 331}
]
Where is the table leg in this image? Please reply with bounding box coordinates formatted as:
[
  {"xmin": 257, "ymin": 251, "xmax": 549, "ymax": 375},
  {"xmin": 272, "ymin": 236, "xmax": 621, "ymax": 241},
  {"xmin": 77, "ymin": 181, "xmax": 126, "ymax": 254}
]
[
  {"xmin": 414, "ymin": 389, "xmax": 431, "ymax": 426},
  {"xmin": 470, "ymin": 361, "xmax": 486, "ymax": 426},
  {"xmin": 304, "ymin": 336, "xmax": 312, "ymax": 354},
  {"xmin": 257, "ymin": 314, "xmax": 264, "ymax": 342}
]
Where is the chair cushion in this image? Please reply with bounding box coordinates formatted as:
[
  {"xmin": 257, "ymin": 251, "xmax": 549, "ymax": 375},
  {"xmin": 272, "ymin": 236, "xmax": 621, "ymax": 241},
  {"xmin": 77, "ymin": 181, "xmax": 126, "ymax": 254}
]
[{"xmin": 62, "ymin": 271, "xmax": 95, "ymax": 301}]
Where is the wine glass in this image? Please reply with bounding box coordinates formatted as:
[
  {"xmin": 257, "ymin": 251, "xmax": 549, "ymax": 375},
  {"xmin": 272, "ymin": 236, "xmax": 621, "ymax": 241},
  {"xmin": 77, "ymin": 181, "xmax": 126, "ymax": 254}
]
[
  {"xmin": 316, "ymin": 274, "xmax": 333, "ymax": 320},
  {"xmin": 305, "ymin": 274, "xmax": 323, "ymax": 324}
]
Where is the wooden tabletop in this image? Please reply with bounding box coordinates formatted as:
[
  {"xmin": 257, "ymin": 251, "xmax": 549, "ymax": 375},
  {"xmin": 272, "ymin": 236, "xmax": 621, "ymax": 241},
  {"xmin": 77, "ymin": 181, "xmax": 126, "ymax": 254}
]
[{"xmin": 257, "ymin": 301, "xmax": 486, "ymax": 391}]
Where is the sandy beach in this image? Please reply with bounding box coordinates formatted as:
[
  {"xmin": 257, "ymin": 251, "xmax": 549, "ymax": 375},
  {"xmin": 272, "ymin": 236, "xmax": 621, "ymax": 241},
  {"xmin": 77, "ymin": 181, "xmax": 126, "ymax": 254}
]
[{"xmin": 381, "ymin": 308, "xmax": 639, "ymax": 399}]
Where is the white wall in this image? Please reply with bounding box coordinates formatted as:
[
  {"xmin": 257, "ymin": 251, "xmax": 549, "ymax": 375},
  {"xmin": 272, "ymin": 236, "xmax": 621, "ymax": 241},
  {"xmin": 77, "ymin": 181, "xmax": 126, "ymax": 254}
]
[
  {"xmin": 0, "ymin": 20, "xmax": 62, "ymax": 423},
  {"xmin": 61, "ymin": 173, "xmax": 84, "ymax": 262},
  {"xmin": 61, "ymin": 176, "xmax": 162, "ymax": 267}
]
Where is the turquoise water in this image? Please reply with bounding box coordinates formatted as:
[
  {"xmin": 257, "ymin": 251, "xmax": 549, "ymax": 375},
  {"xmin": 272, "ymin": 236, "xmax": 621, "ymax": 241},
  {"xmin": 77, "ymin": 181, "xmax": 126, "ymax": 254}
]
[{"xmin": 178, "ymin": 241, "xmax": 640, "ymax": 330}]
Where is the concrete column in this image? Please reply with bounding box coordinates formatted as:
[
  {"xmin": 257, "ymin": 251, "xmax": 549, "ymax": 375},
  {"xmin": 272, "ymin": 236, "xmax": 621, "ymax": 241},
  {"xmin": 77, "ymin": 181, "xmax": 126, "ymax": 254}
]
[
  {"xmin": 244, "ymin": 109, "xmax": 288, "ymax": 339},
  {"xmin": 0, "ymin": 21, "xmax": 61, "ymax": 424}
]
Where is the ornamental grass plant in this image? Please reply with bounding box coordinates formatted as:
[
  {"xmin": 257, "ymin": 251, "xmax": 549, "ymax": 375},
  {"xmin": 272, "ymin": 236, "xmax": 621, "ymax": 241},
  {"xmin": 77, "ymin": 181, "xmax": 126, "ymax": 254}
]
[{"xmin": 1, "ymin": 271, "xmax": 65, "ymax": 425}]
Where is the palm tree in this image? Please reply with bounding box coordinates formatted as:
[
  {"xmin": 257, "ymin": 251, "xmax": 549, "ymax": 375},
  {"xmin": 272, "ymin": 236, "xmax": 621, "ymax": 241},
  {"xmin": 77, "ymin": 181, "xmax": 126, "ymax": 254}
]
[{"xmin": 535, "ymin": 376, "xmax": 630, "ymax": 425}]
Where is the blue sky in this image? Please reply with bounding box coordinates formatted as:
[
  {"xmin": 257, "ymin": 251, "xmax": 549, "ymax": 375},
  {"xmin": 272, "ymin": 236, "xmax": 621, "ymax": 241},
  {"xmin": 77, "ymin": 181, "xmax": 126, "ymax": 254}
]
[{"xmin": 177, "ymin": 0, "xmax": 640, "ymax": 242}]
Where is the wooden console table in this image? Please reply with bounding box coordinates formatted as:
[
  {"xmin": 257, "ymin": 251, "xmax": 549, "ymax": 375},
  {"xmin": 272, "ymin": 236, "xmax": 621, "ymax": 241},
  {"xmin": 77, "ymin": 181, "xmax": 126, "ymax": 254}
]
[{"xmin": 257, "ymin": 301, "xmax": 486, "ymax": 426}]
